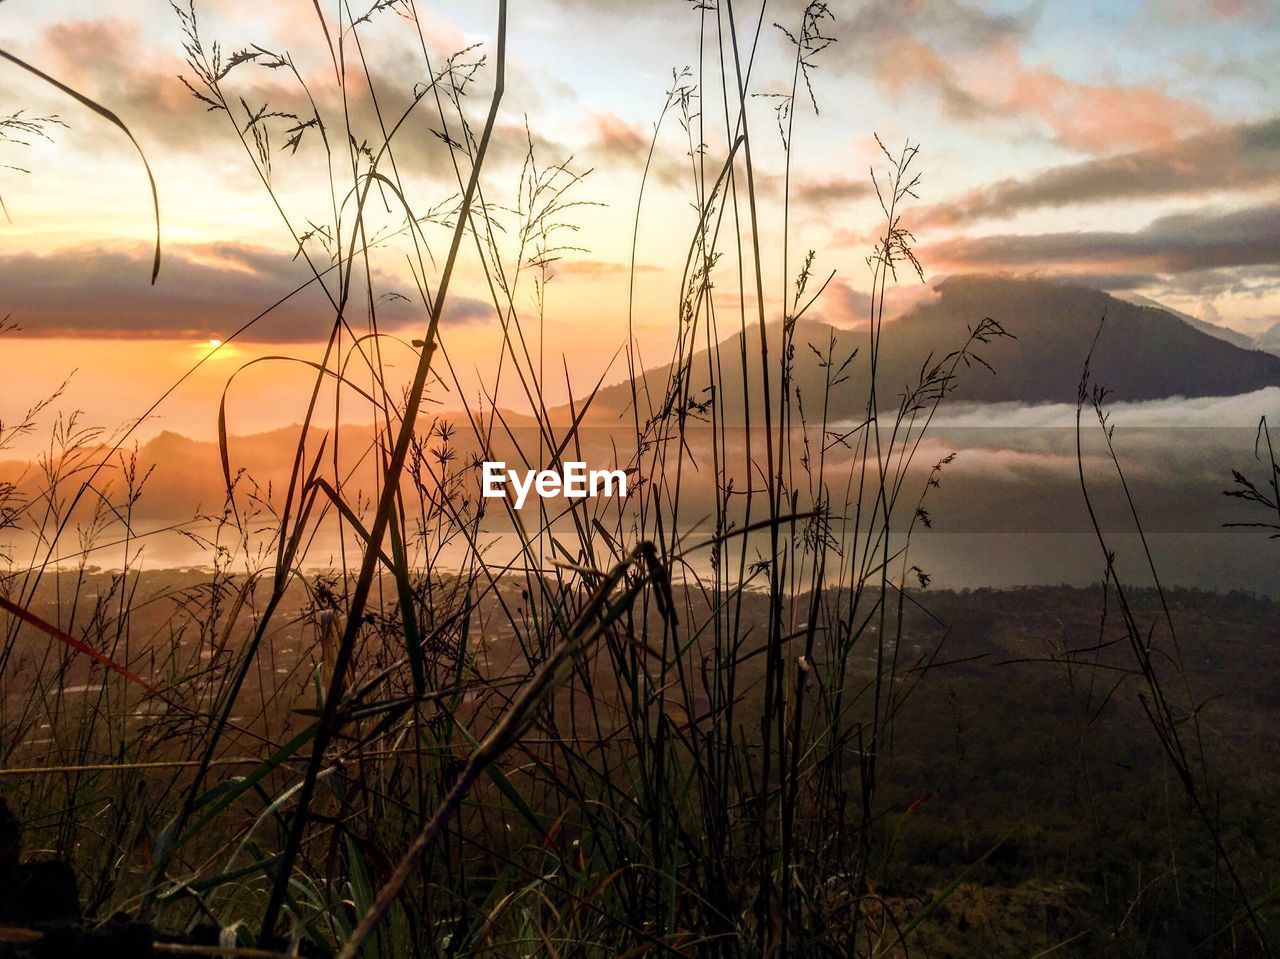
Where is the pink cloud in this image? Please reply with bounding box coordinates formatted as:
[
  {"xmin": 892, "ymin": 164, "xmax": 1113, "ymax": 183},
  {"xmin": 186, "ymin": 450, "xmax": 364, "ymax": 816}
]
[
  {"xmin": 552, "ymin": 259, "xmax": 660, "ymax": 278},
  {"xmin": 874, "ymin": 34, "xmax": 1215, "ymax": 155},
  {"xmin": 587, "ymin": 111, "xmax": 649, "ymax": 163},
  {"xmin": 974, "ymin": 39, "xmax": 1215, "ymax": 153}
]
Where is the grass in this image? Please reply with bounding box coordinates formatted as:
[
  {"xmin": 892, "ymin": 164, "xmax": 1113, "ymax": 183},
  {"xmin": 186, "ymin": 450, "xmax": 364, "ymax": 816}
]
[{"xmin": 1, "ymin": 1, "xmax": 1276, "ymax": 956}]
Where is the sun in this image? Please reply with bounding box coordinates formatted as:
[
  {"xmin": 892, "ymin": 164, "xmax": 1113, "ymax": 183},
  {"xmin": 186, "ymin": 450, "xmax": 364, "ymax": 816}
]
[{"xmin": 194, "ymin": 337, "xmax": 234, "ymax": 357}]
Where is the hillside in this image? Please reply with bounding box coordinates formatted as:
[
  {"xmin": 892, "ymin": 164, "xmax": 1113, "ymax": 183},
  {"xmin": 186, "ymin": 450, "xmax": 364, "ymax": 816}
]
[{"xmin": 587, "ymin": 276, "xmax": 1280, "ymax": 421}]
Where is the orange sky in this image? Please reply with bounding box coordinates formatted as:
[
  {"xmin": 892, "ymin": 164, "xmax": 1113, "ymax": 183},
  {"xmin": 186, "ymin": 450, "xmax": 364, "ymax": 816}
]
[{"xmin": 3, "ymin": 0, "xmax": 1280, "ymax": 453}]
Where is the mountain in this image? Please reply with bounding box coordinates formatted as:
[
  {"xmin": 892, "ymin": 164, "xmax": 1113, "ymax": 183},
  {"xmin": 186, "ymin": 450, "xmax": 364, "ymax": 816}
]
[
  {"xmin": 1256, "ymin": 321, "xmax": 1280, "ymax": 357},
  {"xmin": 588, "ymin": 276, "xmax": 1280, "ymax": 421},
  {"xmin": 1114, "ymin": 292, "xmax": 1259, "ymax": 351}
]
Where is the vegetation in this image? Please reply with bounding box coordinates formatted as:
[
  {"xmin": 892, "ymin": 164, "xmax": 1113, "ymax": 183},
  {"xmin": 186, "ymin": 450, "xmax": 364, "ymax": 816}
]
[{"xmin": 1, "ymin": 2, "xmax": 1275, "ymax": 956}]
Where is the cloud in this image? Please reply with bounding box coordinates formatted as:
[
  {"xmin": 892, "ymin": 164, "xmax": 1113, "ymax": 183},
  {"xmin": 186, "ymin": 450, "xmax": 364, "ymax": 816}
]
[
  {"xmin": 478, "ymin": 120, "xmax": 576, "ymax": 178},
  {"xmin": 976, "ymin": 38, "xmax": 1215, "ymax": 153},
  {"xmin": 1207, "ymin": 0, "xmax": 1271, "ymax": 16},
  {"xmin": 442, "ymin": 296, "xmax": 491, "ymax": 325},
  {"xmin": 870, "ymin": 36, "xmax": 989, "ymax": 120},
  {"xmin": 934, "ymin": 387, "xmax": 1280, "ymax": 429},
  {"xmin": 1034, "ymin": 272, "xmax": 1161, "ymax": 292},
  {"xmin": 920, "ymin": 116, "xmax": 1280, "ymax": 227},
  {"xmin": 551, "ymin": 259, "xmax": 660, "ymax": 278},
  {"xmin": 818, "ymin": 278, "xmax": 873, "ymax": 328},
  {"xmin": 849, "ymin": 3, "xmax": 1213, "ymax": 155},
  {"xmin": 546, "ymin": 0, "xmax": 689, "ymax": 20},
  {"xmin": 927, "ymin": 203, "xmax": 1280, "ymax": 277},
  {"xmin": 581, "ymin": 111, "xmax": 688, "ymax": 187},
  {"xmin": 0, "ymin": 242, "xmax": 488, "ymax": 341},
  {"xmin": 1145, "ymin": 265, "xmax": 1280, "ymax": 298},
  {"xmin": 587, "ymin": 112, "xmax": 649, "ymax": 163},
  {"xmin": 1145, "ymin": 0, "xmax": 1279, "ymax": 26},
  {"xmin": 794, "ymin": 175, "xmax": 873, "ymax": 206},
  {"xmin": 30, "ymin": 19, "xmax": 227, "ymax": 151},
  {"xmin": 844, "ymin": 0, "xmax": 1036, "ymax": 53},
  {"xmin": 30, "ymin": 16, "xmax": 554, "ymax": 190}
]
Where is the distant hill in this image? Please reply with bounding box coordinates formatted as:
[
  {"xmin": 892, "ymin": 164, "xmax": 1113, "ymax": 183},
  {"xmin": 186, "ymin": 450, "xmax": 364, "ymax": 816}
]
[
  {"xmin": 1257, "ymin": 321, "xmax": 1280, "ymax": 356},
  {"xmin": 1114, "ymin": 292, "xmax": 1260, "ymax": 351},
  {"xmin": 588, "ymin": 276, "xmax": 1280, "ymax": 421}
]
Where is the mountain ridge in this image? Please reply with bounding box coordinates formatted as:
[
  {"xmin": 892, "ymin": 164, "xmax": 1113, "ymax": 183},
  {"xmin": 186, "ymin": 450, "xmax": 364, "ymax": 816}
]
[{"xmin": 577, "ymin": 276, "xmax": 1280, "ymax": 423}]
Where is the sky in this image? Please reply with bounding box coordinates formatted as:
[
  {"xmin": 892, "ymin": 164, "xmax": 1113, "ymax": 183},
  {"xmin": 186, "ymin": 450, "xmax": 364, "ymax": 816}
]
[{"xmin": 3, "ymin": 0, "xmax": 1280, "ymax": 448}]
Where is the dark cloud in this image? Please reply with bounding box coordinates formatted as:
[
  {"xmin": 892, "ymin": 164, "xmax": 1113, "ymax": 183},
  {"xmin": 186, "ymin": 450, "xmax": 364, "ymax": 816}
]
[
  {"xmin": 1148, "ymin": 265, "xmax": 1280, "ymax": 298},
  {"xmin": 442, "ymin": 296, "xmax": 491, "ymax": 324},
  {"xmin": 1041, "ymin": 272, "xmax": 1163, "ymax": 292},
  {"xmin": 921, "ymin": 117, "xmax": 1280, "ymax": 226},
  {"xmin": 0, "ymin": 243, "xmax": 488, "ymax": 341},
  {"xmin": 930, "ymin": 203, "xmax": 1280, "ymax": 276},
  {"xmin": 842, "ymin": 0, "xmax": 1036, "ymax": 53}
]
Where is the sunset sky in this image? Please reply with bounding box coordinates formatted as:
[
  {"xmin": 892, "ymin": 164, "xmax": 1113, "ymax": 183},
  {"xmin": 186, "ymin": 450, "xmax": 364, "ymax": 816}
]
[{"xmin": 3, "ymin": 0, "xmax": 1279, "ymax": 449}]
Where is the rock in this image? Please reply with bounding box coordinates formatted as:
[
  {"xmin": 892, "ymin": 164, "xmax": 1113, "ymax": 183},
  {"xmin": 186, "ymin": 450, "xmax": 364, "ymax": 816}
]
[
  {"xmin": 0, "ymin": 797, "xmax": 80, "ymax": 925},
  {"xmin": 0, "ymin": 798, "xmax": 18, "ymax": 870},
  {"xmin": 0, "ymin": 862, "xmax": 80, "ymax": 924},
  {"xmin": 0, "ymin": 798, "xmax": 328, "ymax": 957},
  {"xmin": 0, "ymin": 916, "xmax": 154, "ymax": 958}
]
